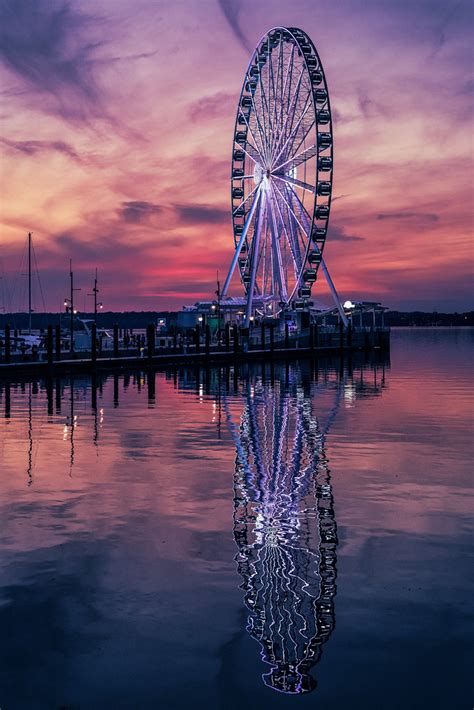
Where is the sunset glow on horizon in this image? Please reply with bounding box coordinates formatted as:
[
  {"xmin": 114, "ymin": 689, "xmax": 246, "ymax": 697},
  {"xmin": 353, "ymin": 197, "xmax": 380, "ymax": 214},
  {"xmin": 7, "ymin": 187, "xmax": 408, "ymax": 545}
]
[{"xmin": 0, "ymin": 0, "xmax": 472, "ymax": 312}]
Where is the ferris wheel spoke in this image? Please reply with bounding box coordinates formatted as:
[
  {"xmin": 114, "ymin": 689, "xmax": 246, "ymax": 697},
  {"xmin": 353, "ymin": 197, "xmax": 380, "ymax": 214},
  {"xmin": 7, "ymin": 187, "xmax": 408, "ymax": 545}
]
[
  {"xmin": 256, "ymin": 47, "xmax": 271, "ymax": 164},
  {"xmin": 236, "ymin": 141, "xmax": 260, "ymax": 165},
  {"xmin": 267, "ymin": 36, "xmax": 272, "ymax": 157},
  {"xmin": 282, "ymin": 80, "xmax": 313, "ymax": 155},
  {"xmin": 279, "ymin": 45, "xmax": 296, "ymax": 144},
  {"xmin": 257, "ymin": 64, "xmax": 272, "ymax": 162},
  {"xmin": 273, "ymin": 173, "xmax": 316, "ymax": 193},
  {"xmin": 268, "ymin": 50, "xmax": 277, "ymax": 142},
  {"xmin": 272, "ymin": 180, "xmax": 310, "ymax": 242},
  {"xmin": 244, "ymin": 137, "xmax": 265, "ymax": 164},
  {"xmin": 284, "ymin": 185, "xmax": 316, "ymax": 252},
  {"xmin": 275, "ymin": 188, "xmax": 302, "ymax": 288},
  {"xmin": 271, "ymin": 65, "xmax": 305, "ymax": 163},
  {"xmin": 285, "ymin": 88, "xmax": 314, "ymax": 159},
  {"xmin": 239, "ymin": 106, "xmax": 267, "ymax": 163},
  {"xmin": 279, "ymin": 44, "xmax": 295, "ymax": 136},
  {"xmin": 232, "ymin": 182, "xmax": 260, "ymax": 216},
  {"xmin": 272, "ymin": 143, "xmax": 317, "ymax": 173},
  {"xmin": 283, "ymin": 193, "xmax": 307, "ymax": 271},
  {"xmin": 286, "ymin": 183, "xmax": 314, "ymax": 229},
  {"xmin": 248, "ymin": 92, "xmax": 270, "ymax": 163},
  {"xmin": 269, "ymin": 40, "xmax": 283, "ymax": 159},
  {"xmin": 284, "ymin": 117, "xmax": 316, "ymax": 169},
  {"xmin": 245, "ymin": 190, "xmax": 266, "ymax": 324},
  {"xmin": 267, "ymin": 194, "xmax": 288, "ymax": 301},
  {"xmin": 272, "ymin": 90, "xmax": 312, "ymax": 168},
  {"xmin": 270, "ymin": 182, "xmax": 302, "ymax": 281}
]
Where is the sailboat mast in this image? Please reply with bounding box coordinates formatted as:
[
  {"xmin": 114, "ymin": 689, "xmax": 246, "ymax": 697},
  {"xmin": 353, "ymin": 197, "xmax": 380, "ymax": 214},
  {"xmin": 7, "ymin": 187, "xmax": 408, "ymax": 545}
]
[
  {"xmin": 28, "ymin": 232, "xmax": 32, "ymax": 334},
  {"xmin": 70, "ymin": 259, "xmax": 74, "ymax": 353},
  {"xmin": 94, "ymin": 268, "xmax": 98, "ymax": 325}
]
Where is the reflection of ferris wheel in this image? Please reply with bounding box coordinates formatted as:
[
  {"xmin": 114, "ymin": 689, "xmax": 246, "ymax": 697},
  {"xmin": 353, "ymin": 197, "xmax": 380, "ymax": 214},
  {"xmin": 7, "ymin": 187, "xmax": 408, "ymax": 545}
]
[
  {"xmin": 222, "ymin": 27, "xmax": 340, "ymax": 326},
  {"xmin": 226, "ymin": 373, "xmax": 339, "ymax": 694}
]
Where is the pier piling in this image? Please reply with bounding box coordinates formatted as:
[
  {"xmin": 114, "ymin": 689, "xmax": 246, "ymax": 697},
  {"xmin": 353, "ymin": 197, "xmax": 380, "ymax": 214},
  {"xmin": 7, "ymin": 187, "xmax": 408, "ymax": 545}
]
[
  {"xmin": 55, "ymin": 325, "xmax": 61, "ymax": 361},
  {"xmin": 5, "ymin": 324, "xmax": 10, "ymax": 364},
  {"xmin": 47, "ymin": 325, "xmax": 53, "ymax": 367},
  {"xmin": 113, "ymin": 324, "xmax": 119, "ymax": 358}
]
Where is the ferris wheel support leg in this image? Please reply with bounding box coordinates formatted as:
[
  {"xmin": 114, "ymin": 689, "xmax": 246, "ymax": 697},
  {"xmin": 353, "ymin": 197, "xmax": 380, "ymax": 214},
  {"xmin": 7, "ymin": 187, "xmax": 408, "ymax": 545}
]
[
  {"xmin": 222, "ymin": 189, "xmax": 261, "ymax": 299},
  {"xmin": 319, "ymin": 255, "xmax": 349, "ymax": 328}
]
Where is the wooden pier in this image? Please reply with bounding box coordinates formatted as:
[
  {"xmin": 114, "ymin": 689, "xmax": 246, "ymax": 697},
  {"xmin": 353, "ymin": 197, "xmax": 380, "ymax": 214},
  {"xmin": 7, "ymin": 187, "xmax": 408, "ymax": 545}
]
[{"xmin": 0, "ymin": 323, "xmax": 390, "ymax": 378}]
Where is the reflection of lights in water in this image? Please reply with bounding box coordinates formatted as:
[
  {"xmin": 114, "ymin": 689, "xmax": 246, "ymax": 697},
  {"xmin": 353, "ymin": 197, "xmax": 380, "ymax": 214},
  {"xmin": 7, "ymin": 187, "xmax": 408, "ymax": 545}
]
[
  {"xmin": 199, "ymin": 383, "xmax": 204, "ymax": 402},
  {"xmin": 227, "ymin": 378, "xmax": 338, "ymax": 695},
  {"xmin": 344, "ymin": 383, "xmax": 356, "ymax": 407},
  {"xmin": 99, "ymin": 408, "xmax": 104, "ymax": 426}
]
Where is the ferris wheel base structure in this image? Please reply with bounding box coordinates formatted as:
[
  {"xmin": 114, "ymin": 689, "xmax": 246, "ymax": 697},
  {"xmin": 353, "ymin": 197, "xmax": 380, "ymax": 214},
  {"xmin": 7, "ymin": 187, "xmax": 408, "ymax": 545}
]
[{"xmin": 221, "ymin": 26, "xmax": 348, "ymax": 329}]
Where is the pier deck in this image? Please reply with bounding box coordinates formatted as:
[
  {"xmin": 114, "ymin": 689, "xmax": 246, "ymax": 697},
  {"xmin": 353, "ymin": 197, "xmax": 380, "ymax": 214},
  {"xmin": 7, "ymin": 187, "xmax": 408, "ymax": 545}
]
[{"xmin": 0, "ymin": 328, "xmax": 389, "ymax": 377}]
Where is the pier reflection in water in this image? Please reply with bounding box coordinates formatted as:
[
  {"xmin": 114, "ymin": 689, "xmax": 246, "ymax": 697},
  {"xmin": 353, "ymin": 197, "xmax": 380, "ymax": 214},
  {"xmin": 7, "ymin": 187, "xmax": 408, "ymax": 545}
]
[{"xmin": 0, "ymin": 331, "xmax": 471, "ymax": 709}]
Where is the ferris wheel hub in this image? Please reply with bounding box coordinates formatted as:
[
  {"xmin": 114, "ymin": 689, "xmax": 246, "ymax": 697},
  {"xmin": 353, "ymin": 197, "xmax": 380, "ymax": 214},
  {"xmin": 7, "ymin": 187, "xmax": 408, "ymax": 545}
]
[{"xmin": 253, "ymin": 162, "xmax": 264, "ymax": 185}]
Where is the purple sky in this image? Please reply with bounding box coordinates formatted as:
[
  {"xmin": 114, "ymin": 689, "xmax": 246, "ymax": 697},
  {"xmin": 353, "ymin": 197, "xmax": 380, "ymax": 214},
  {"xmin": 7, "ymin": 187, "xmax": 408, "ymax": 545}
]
[{"xmin": 0, "ymin": 0, "xmax": 473, "ymax": 312}]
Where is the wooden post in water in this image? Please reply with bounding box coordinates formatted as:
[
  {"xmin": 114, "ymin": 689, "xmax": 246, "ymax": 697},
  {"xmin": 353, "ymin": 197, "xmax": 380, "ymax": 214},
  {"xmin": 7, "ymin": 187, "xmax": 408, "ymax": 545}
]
[
  {"xmin": 55, "ymin": 325, "xmax": 61, "ymax": 361},
  {"xmin": 4, "ymin": 323, "xmax": 10, "ymax": 363},
  {"xmin": 314, "ymin": 322, "xmax": 319, "ymax": 348},
  {"xmin": 309, "ymin": 323, "xmax": 314, "ymax": 352},
  {"xmin": 47, "ymin": 325, "xmax": 53, "ymax": 367},
  {"xmin": 225, "ymin": 323, "xmax": 230, "ymax": 352},
  {"xmin": 285, "ymin": 323, "xmax": 289, "ymax": 349},
  {"xmin": 55, "ymin": 378, "xmax": 61, "ymax": 413},
  {"xmin": 205, "ymin": 324, "xmax": 210, "ymax": 355},
  {"xmin": 147, "ymin": 323, "xmax": 155, "ymax": 360},
  {"xmin": 5, "ymin": 382, "xmax": 10, "ymax": 417},
  {"xmin": 195, "ymin": 324, "xmax": 200, "ymax": 354},
  {"xmin": 270, "ymin": 323, "xmax": 274, "ymax": 354},
  {"xmin": 233, "ymin": 324, "xmax": 238, "ymax": 354},
  {"xmin": 261, "ymin": 322, "xmax": 266, "ymax": 350},
  {"xmin": 113, "ymin": 324, "xmax": 119, "ymax": 358},
  {"xmin": 148, "ymin": 371, "xmax": 155, "ymax": 404},
  {"xmin": 339, "ymin": 318, "xmax": 344, "ymax": 352},
  {"xmin": 46, "ymin": 378, "xmax": 53, "ymax": 416}
]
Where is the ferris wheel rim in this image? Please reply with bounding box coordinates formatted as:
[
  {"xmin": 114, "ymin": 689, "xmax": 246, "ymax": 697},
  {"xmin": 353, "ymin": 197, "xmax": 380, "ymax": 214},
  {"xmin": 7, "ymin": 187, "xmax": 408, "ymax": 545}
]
[{"xmin": 229, "ymin": 27, "xmax": 334, "ymax": 318}]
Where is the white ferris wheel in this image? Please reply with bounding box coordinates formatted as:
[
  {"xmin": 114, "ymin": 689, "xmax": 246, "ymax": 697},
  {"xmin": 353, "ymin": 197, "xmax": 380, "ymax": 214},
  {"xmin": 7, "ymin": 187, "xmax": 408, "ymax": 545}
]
[{"xmin": 221, "ymin": 27, "xmax": 346, "ymax": 327}]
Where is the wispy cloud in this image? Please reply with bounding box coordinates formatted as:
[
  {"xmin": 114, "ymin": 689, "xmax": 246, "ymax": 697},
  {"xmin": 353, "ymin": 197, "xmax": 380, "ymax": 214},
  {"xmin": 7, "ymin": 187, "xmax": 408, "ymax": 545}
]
[
  {"xmin": 377, "ymin": 212, "xmax": 439, "ymax": 222},
  {"xmin": 0, "ymin": 0, "xmax": 107, "ymax": 123},
  {"xmin": 0, "ymin": 137, "xmax": 81, "ymax": 161},
  {"xmin": 329, "ymin": 224, "xmax": 364, "ymax": 242},
  {"xmin": 188, "ymin": 92, "xmax": 235, "ymax": 123},
  {"xmin": 174, "ymin": 203, "xmax": 230, "ymax": 225},
  {"xmin": 217, "ymin": 0, "xmax": 252, "ymax": 52},
  {"xmin": 118, "ymin": 201, "xmax": 162, "ymax": 224}
]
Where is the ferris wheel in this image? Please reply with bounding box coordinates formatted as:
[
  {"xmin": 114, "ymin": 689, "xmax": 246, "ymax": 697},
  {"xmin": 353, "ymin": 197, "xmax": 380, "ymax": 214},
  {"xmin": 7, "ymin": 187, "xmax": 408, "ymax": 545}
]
[{"xmin": 221, "ymin": 27, "xmax": 343, "ymax": 327}]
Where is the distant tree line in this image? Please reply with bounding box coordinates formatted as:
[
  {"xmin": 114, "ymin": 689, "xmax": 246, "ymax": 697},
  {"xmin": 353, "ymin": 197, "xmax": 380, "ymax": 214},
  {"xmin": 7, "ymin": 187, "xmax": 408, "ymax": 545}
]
[{"xmin": 386, "ymin": 311, "xmax": 474, "ymax": 327}]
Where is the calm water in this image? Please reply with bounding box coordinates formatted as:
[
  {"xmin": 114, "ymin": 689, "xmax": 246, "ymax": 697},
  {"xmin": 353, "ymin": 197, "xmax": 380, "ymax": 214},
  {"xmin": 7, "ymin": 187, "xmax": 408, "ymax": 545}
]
[{"xmin": 0, "ymin": 329, "xmax": 472, "ymax": 709}]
